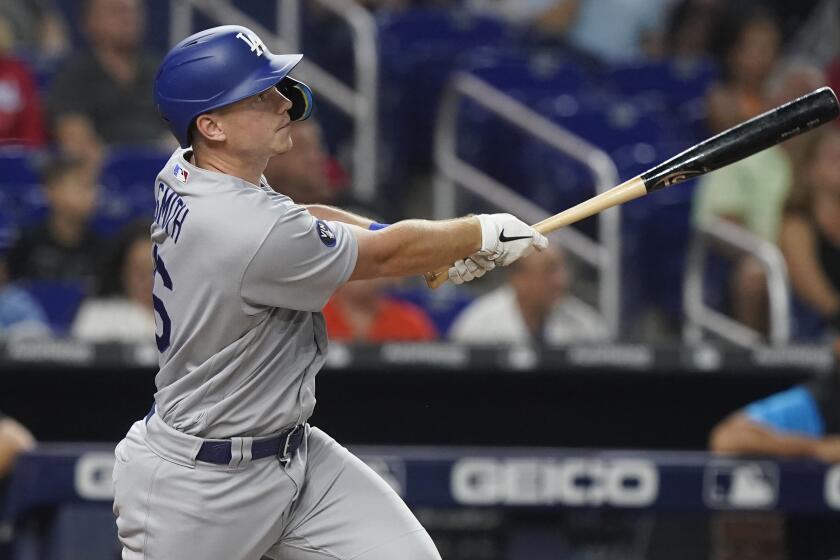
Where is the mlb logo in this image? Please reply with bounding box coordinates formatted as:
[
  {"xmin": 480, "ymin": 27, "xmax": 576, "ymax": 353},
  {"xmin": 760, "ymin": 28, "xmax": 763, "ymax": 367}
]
[
  {"xmin": 703, "ymin": 460, "xmax": 779, "ymax": 510},
  {"xmin": 173, "ymin": 164, "xmax": 189, "ymax": 183}
]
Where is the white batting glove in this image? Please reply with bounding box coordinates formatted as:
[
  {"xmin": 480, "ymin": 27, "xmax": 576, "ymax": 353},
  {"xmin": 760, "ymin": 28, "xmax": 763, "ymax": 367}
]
[
  {"xmin": 448, "ymin": 254, "xmax": 496, "ymax": 285},
  {"xmin": 475, "ymin": 213, "xmax": 548, "ymax": 266}
]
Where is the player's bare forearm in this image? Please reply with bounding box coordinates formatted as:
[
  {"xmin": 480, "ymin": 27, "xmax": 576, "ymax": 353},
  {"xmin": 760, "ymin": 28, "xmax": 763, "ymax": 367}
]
[
  {"xmin": 709, "ymin": 413, "xmax": 818, "ymax": 458},
  {"xmin": 349, "ymin": 218, "xmax": 481, "ymax": 280},
  {"xmin": 305, "ymin": 205, "xmax": 374, "ymax": 229}
]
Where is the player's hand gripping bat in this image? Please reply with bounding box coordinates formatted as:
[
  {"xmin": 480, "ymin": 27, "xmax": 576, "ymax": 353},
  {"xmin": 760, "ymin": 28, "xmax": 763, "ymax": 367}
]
[{"xmin": 424, "ymin": 86, "xmax": 840, "ymax": 289}]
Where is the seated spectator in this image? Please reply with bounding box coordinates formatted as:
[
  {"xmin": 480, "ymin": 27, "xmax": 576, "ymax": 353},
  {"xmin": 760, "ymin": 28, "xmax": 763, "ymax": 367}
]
[
  {"xmin": 779, "ymin": 127, "xmax": 840, "ymax": 338},
  {"xmin": 0, "ymin": 252, "xmax": 50, "ymax": 338},
  {"xmin": 466, "ymin": 0, "xmax": 577, "ymax": 31},
  {"xmin": 709, "ymin": 372, "xmax": 840, "ymax": 462},
  {"xmin": 449, "ymin": 245, "xmax": 608, "ymax": 345},
  {"xmin": 323, "ymin": 278, "xmax": 438, "ymax": 343},
  {"xmin": 0, "ymin": 15, "xmax": 46, "ymax": 146},
  {"xmin": 565, "ymin": 0, "xmax": 672, "ymax": 63},
  {"xmin": 693, "ymin": 60, "xmax": 825, "ymax": 332},
  {"xmin": 46, "ymin": 0, "xmax": 167, "ymax": 166},
  {"xmin": 6, "ymin": 155, "xmax": 103, "ymax": 288},
  {"xmin": 0, "ymin": 412, "xmax": 35, "ymax": 478},
  {"xmin": 72, "ymin": 221, "xmax": 154, "ymax": 344},
  {"xmin": 263, "ymin": 119, "xmax": 349, "ymax": 205},
  {"xmin": 664, "ymin": 0, "xmax": 722, "ymax": 64},
  {"xmin": 0, "ymin": 0, "xmax": 69, "ymax": 59},
  {"xmin": 706, "ymin": 4, "xmax": 781, "ymax": 134}
]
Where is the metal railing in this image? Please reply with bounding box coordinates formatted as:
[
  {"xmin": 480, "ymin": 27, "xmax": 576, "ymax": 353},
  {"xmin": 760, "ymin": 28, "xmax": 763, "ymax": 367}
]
[
  {"xmin": 683, "ymin": 216, "xmax": 791, "ymax": 347},
  {"xmin": 433, "ymin": 72, "xmax": 621, "ymax": 338},
  {"xmin": 169, "ymin": 0, "xmax": 379, "ymax": 201}
]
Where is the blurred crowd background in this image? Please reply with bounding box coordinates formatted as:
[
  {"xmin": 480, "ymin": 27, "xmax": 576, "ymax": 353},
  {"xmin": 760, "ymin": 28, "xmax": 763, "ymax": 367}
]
[
  {"xmin": 5, "ymin": 0, "xmax": 840, "ymax": 558},
  {"xmin": 2, "ymin": 0, "xmax": 840, "ymax": 348}
]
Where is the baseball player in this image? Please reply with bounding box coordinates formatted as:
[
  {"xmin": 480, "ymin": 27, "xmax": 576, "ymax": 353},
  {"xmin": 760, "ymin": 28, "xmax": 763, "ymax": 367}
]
[{"xmin": 112, "ymin": 25, "xmax": 547, "ymax": 560}]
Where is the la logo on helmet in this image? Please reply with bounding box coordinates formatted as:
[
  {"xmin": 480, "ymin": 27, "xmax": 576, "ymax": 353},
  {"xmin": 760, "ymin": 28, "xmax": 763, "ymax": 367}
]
[{"xmin": 235, "ymin": 32, "xmax": 264, "ymax": 56}]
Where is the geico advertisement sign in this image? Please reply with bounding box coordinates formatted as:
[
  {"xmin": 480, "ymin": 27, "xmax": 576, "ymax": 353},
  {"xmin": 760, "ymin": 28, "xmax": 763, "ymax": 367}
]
[
  {"xmin": 825, "ymin": 464, "xmax": 840, "ymax": 509},
  {"xmin": 451, "ymin": 458, "xmax": 658, "ymax": 507}
]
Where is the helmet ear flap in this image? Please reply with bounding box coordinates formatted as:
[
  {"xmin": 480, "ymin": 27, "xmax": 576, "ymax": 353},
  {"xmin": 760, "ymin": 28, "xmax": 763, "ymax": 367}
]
[{"xmin": 278, "ymin": 77, "xmax": 313, "ymax": 121}]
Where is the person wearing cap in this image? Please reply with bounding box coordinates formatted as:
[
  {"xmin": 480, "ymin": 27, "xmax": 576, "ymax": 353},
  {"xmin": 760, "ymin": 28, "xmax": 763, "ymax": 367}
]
[{"xmin": 112, "ymin": 25, "xmax": 548, "ymax": 560}]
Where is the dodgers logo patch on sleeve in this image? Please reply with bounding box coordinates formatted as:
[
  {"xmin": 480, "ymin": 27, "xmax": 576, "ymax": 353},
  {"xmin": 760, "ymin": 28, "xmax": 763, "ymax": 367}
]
[{"xmin": 316, "ymin": 220, "xmax": 337, "ymax": 247}]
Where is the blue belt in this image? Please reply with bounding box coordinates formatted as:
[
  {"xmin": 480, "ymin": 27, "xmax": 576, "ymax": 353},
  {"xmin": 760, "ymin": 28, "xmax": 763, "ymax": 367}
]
[
  {"xmin": 195, "ymin": 424, "xmax": 305, "ymax": 464},
  {"xmin": 145, "ymin": 406, "xmax": 304, "ymax": 464}
]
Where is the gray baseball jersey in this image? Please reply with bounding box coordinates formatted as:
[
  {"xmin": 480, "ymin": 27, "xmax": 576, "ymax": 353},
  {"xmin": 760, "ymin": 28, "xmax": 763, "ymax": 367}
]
[
  {"xmin": 114, "ymin": 148, "xmax": 440, "ymax": 560},
  {"xmin": 150, "ymin": 148, "xmax": 357, "ymax": 438}
]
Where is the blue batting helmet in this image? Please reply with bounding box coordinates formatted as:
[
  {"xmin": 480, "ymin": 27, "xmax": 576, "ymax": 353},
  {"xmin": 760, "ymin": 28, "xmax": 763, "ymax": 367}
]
[{"xmin": 154, "ymin": 25, "xmax": 314, "ymax": 148}]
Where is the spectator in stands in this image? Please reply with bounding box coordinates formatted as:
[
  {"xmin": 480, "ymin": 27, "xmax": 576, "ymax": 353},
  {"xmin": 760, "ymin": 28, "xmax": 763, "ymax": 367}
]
[
  {"xmin": 779, "ymin": 127, "xmax": 840, "ymax": 339},
  {"xmin": 564, "ymin": 0, "xmax": 673, "ymax": 63},
  {"xmin": 263, "ymin": 119, "xmax": 348, "ymax": 205},
  {"xmin": 72, "ymin": 221, "xmax": 154, "ymax": 344},
  {"xmin": 0, "ymin": 0, "xmax": 68, "ymax": 59},
  {"xmin": 664, "ymin": 0, "xmax": 722, "ymax": 63},
  {"xmin": 0, "ymin": 15, "xmax": 46, "ymax": 146},
  {"xmin": 0, "ymin": 253, "xmax": 50, "ymax": 338},
  {"xmin": 468, "ymin": 0, "xmax": 671, "ymax": 62},
  {"xmin": 449, "ymin": 244, "xmax": 608, "ymax": 345},
  {"xmin": 6, "ymin": 155, "xmax": 103, "ymax": 288},
  {"xmin": 466, "ymin": 0, "xmax": 578, "ymax": 32},
  {"xmin": 693, "ymin": 61, "xmax": 825, "ymax": 333},
  {"xmin": 706, "ymin": 4, "xmax": 781, "ymax": 134},
  {"xmin": 46, "ymin": 0, "xmax": 167, "ymax": 166},
  {"xmin": 322, "ymin": 277, "xmax": 438, "ymax": 342},
  {"xmin": 709, "ymin": 372, "xmax": 840, "ymax": 462},
  {"xmin": 0, "ymin": 412, "xmax": 35, "ymax": 478}
]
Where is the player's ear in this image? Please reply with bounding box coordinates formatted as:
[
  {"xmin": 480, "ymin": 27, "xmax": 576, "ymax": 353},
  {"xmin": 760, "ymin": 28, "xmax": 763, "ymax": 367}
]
[{"xmin": 194, "ymin": 113, "xmax": 226, "ymax": 143}]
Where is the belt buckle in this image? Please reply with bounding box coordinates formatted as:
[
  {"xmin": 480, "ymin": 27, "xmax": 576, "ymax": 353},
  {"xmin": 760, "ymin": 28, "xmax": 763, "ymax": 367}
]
[{"xmin": 280, "ymin": 425, "xmax": 301, "ymax": 462}]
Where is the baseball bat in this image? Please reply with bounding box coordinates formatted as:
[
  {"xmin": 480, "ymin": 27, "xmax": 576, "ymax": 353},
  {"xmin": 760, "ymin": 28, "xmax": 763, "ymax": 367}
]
[{"xmin": 425, "ymin": 86, "xmax": 840, "ymax": 289}]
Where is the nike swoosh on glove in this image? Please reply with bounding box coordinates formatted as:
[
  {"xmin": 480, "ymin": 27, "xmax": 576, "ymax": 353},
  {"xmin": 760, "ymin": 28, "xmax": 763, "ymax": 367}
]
[{"xmin": 475, "ymin": 213, "xmax": 549, "ymax": 266}]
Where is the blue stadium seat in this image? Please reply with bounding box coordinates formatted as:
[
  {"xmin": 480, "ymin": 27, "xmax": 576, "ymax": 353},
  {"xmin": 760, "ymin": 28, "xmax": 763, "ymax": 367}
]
[
  {"xmin": 635, "ymin": 179, "xmax": 700, "ymax": 326},
  {"xmin": 0, "ymin": 147, "xmax": 164, "ymax": 241},
  {"xmin": 606, "ymin": 58, "xmax": 718, "ymax": 108},
  {"xmin": 453, "ymin": 48, "xmax": 597, "ymax": 192},
  {"xmin": 377, "ymin": 9, "xmax": 512, "ymax": 188},
  {"xmin": 459, "ymin": 48, "xmax": 589, "ymax": 104},
  {"xmin": 97, "ymin": 148, "xmax": 169, "ymax": 234},
  {"xmin": 0, "ymin": 148, "xmax": 41, "ymax": 187},
  {"xmin": 20, "ymin": 280, "xmax": 87, "ymax": 334},
  {"xmin": 387, "ymin": 286, "xmax": 475, "ymax": 337},
  {"xmin": 0, "ymin": 149, "xmax": 44, "ymax": 233},
  {"xmin": 0, "ymin": 189, "xmax": 19, "ymax": 250},
  {"xmin": 606, "ymin": 58, "xmax": 718, "ymax": 144}
]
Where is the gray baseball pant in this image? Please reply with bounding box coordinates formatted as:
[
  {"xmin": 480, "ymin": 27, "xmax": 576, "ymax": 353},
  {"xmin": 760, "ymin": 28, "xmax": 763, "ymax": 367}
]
[{"xmin": 112, "ymin": 414, "xmax": 441, "ymax": 559}]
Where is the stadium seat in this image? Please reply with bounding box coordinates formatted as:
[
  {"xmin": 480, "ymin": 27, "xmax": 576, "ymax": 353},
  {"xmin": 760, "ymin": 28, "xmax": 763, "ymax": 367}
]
[
  {"xmin": 97, "ymin": 148, "xmax": 169, "ymax": 234},
  {"xmin": 377, "ymin": 8, "xmax": 512, "ymax": 189},
  {"xmin": 0, "ymin": 149, "xmax": 45, "ymax": 233},
  {"xmin": 387, "ymin": 286, "xmax": 474, "ymax": 337},
  {"xmin": 20, "ymin": 280, "xmax": 87, "ymax": 334},
  {"xmin": 606, "ymin": 58, "xmax": 718, "ymax": 108},
  {"xmin": 0, "ymin": 190, "xmax": 19, "ymax": 251},
  {"xmin": 0, "ymin": 148, "xmax": 41, "ymax": 188},
  {"xmin": 606, "ymin": 58, "xmax": 718, "ymax": 144}
]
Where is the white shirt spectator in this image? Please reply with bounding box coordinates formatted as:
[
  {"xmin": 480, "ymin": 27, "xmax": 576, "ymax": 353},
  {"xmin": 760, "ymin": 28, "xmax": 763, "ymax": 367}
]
[
  {"xmin": 449, "ymin": 285, "xmax": 608, "ymax": 345},
  {"xmin": 71, "ymin": 297, "xmax": 155, "ymax": 344}
]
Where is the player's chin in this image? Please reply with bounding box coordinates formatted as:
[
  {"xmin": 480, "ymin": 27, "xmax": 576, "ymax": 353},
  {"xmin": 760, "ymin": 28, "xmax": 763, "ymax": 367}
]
[{"xmin": 271, "ymin": 130, "xmax": 294, "ymax": 153}]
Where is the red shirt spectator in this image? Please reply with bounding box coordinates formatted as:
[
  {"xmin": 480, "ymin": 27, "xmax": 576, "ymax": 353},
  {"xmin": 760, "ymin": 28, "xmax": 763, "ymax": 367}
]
[
  {"xmin": 323, "ymin": 279, "xmax": 438, "ymax": 342},
  {"xmin": 0, "ymin": 56, "xmax": 45, "ymax": 146}
]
